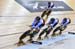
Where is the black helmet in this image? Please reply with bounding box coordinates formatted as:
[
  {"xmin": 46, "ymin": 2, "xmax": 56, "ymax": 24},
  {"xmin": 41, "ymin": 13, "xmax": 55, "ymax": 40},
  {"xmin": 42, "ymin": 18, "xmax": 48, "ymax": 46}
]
[
  {"xmin": 48, "ymin": 18, "xmax": 55, "ymax": 24},
  {"xmin": 36, "ymin": 16, "xmax": 40, "ymax": 21},
  {"xmin": 48, "ymin": 2, "xmax": 54, "ymax": 8},
  {"xmin": 63, "ymin": 18, "xmax": 71, "ymax": 24},
  {"xmin": 63, "ymin": 18, "xmax": 67, "ymax": 22},
  {"xmin": 50, "ymin": 18, "xmax": 55, "ymax": 21}
]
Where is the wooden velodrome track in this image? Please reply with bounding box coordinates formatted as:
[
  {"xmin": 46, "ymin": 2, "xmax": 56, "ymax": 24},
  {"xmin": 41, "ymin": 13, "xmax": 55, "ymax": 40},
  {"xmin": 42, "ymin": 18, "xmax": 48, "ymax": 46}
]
[{"xmin": 0, "ymin": 0, "xmax": 75, "ymax": 49}]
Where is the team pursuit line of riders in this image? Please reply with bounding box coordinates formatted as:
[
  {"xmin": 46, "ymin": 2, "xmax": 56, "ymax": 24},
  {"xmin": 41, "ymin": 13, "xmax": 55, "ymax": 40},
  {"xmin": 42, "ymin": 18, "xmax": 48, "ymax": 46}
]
[{"xmin": 17, "ymin": 2, "xmax": 71, "ymax": 46}]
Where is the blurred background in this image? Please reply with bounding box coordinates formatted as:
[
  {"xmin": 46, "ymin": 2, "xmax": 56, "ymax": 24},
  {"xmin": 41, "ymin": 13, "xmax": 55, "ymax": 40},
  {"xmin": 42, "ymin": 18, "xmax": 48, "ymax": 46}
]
[{"xmin": 0, "ymin": 0, "xmax": 75, "ymax": 49}]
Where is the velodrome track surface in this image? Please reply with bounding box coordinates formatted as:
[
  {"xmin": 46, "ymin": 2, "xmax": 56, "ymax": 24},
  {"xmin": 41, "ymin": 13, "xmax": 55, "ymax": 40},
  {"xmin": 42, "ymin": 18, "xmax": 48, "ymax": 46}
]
[{"xmin": 0, "ymin": 0, "xmax": 75, "ymax": 49}]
